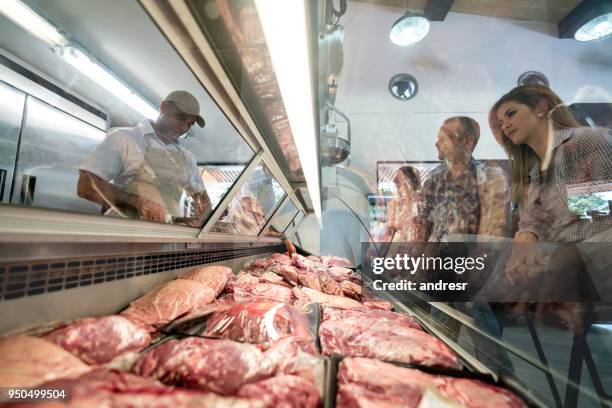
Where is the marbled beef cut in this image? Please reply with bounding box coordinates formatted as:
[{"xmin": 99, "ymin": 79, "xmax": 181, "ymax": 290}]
[
  {"xmin": 131, "ymin": 337, "xmax": 271, "ymax": 395},
  {"xmin": 292, "ymin": 287, "xmax": 363, "ymax": 310},
  {"xmin": 0, "ymin": 336, "xmax": 90, "ymax": 387},
  {"xmin": 178, "ymin": 265, "xmax": 232, "ymax": 297},
  {"xmin": 337, "ymin": 357, "xmax": 526, "ymax": 408},
  {"xmin": 321, "ymin": 307, "xmax": 421, "ymax": 330},
  {"xmin": 200, "ymin": 300, "xmax": 315, "ymax": 351},
  {"xmin": 237, "ymin": 375, "xmax": 320, "ymax": 408},
  {"xmin": 319, "ymin": 318, "xmax": 461, "ymax": 368},
  {"xmin": 232, "ymin": 282, "xmax": 293, "ymax": 303},
  {"xmin": 26, "ymin": 367, "xmax": 262, "ymax": 408},
  {"xmin": 120, "ymin": 279, "xmax": 217, "ymax": 332},
  {"xmin": 43, "ymin": 315, "xmax": 151, "ymax": 365}
]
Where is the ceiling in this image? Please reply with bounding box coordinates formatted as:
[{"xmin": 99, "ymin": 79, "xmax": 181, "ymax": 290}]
[{"xmin": 350, "ymin": 0, "xmax": 583, "ymax": 23}]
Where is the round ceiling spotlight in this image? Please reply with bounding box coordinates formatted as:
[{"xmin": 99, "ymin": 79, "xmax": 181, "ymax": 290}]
[
  {"xmin": 389, "ymin": 11, "xmax": 430, "ymax": 46},
  {"xmin": 574, "ymin": 12, "xmax": 612, "ymax": 42},
  {"xmin": 518, "ymin": 71, "xmax": 549, "ymax": 87},
  {"xmin": 389, "ymin": 73, "xmax": 418, "ymax": 101}
]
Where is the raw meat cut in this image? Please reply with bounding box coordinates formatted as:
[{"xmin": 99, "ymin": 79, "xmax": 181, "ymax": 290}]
[
  {"xmin": 131, "ymin": 337, "xmax": 271, "ymax": 395},
  {"xmin": 270, "ymin": 253, "xmax": 291, "ymax": 265},
  {"xmin": 120, "ymin": 279, "xmax": 217, "ymax": 332},
  {"xmin": 27, "ymin": 367, "xmax": 262, "ymax": 408},
  {"xmin": 43, "ymin": 315, "xmax": 151, "ymax": 365},
  {"xmin": 261, "ymin": 271, "xmax": 286, "ymax": 285},
  {"xmin": 263, "ymin": 337, "xmax": 325, "ymax": 394},
  {"xmin": 321, "ymin": 255, "xmax": 353, "ymax": 268},
  {"xmin": 237, "ymin": 374, "xmax": 320, "ymax": 408},
  {"xmin": 337, "ymin": 357, "xmax": 526, "ymax": 408},
  {"xmin": 360, "ymin": 288, "xmax": 393, "ymax": 310},
  {"xmin": 328, "ymin": 266, "xmax": 361, "ymax": 285},
  {"xmin": 179, "ymin": 265, "xmax": 232, "ymax": 296},
  {"xmin": 233, "ymin": 282, "xmax": 293, "ymax": 303},
  {"xmin": 200, "ymin": 300, "xmax": 315, "ymax": 351},
  {"xmin": 313, "ymin": 269, "xmax": 343, "ymax": 296},
  {"xmin": 290, "ymin": 254, "xmax": 316, "ymax": 270},
  {"xmin": 340, "ymin": 280, "xmax": 362, "ymax": 299},
  {"xmin": 362, "ymin": 300, "xmax": 394, "ymax": 310},
  {"xmin": 292, "ymin": 287, "xmax": 363, "ymax": 310},
  {"xmin": 319, "ymin": 319, "xmax": 460, "ymax": 368},
  {"xmin": 0, "ymin": 336, "xmax": 90, "ymax": 387},
  {"xmin": 278, "ymin": 265, "xmax": 300, "ymax": 286},
  {"xmin": 321, "ymin": 307, "xmax": 421, "ymax": 330}
]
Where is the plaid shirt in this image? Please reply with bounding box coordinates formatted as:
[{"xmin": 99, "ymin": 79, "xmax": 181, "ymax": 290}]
[
  {"xmin": 519, "ymin": 127, "xmax": 612, "ymax": 243},
  {"xmin": 417, "ymin": 158, "xmax": 510, "ymax": 242}
]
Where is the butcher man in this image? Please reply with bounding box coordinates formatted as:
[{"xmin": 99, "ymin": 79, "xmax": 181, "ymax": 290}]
[{"xmin": 77, "ymin": 90, "xmax": 212, "ymax": 226}]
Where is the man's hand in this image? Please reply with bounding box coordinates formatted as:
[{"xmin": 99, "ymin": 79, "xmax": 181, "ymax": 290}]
[
  {"xmin": 284, "ymin": 239, "xmax": 297, "ymax": 256},
  {"xmin": 135, "ymin": 198, "xmax": 170, "ymax": 222},
  {"xmin": 505, "ymin": 231, "xmax": 547, "ymax": 284}
]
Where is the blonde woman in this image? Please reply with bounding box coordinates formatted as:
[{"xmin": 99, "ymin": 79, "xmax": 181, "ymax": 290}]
[{"xmin": 489, "ymin": 84, "xmax": 612, "ymax": 281}]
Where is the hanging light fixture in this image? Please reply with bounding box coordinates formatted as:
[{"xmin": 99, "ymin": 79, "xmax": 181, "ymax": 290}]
[
  {"xmin": 389, "ymin": 1, "xmax": 430, "ymax": 46},
  {"xmin": 559, "ymin": 0, "xmax": 612, "ymax": 42},
  {"xmin": 574, "ymin": 12, "xmax": 612, "ymax": 42}
]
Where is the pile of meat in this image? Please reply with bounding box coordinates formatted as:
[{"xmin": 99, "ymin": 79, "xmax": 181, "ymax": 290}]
[
  {"xmin": 0, "ymin": 254, "xmax": 527, "ymax": 407},
  {"xmin": 319, "ymin": 307, "xmax": 461, "ymax": 369},
  {"xmin": 227, "ymin": 252, "xmax": 392, "ymax": 311},
  {"xmin": 0, "ymin": 263, "xmax": 324, "ymax": 408},
  {"xmin": 337, "ymin": 357, "xmax": 527, "ymax": 408}
]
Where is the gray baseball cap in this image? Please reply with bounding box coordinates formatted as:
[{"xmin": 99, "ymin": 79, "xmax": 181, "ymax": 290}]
[{"xmin": 163, "ymin": 90, "xmax": 205, "ymax": 127}]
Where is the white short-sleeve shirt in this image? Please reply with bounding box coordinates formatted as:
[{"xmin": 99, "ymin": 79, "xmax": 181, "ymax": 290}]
[{"xmin": 80, "ymin": 120, "xmax": 205, "ymax": 192}]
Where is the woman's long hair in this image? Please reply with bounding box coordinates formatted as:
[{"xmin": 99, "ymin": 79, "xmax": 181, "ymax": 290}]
[
  {"xmin": 488, "ymin": 85, "xmax": 580, "ymax": 203},
  {"xmin": 393, "ymin": 165, "xmax": 420, "ymax": 193}
]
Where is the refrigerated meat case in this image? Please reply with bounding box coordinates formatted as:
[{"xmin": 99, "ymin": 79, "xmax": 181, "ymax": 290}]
[{"xmin": 0, "ymin": 0, "xmax": 610, "ymax": 407}]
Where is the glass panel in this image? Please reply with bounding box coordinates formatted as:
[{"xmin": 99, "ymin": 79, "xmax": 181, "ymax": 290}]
[
  {"xmin": 212, "ymin": 163, "xmax": 286, "ymax": 235},
  {"xmin": 286, "ymin": 211, "xmax": 305, "ymax": 236},
  {"xmin": 317, "ymin": 2, "xmax": 612, "ymax": 406},
  {"xmin": 261, "ymin": 198, "xmax": 298, "ymax": 238},
  {"xmin": 11, "ymin": 97, "xmax": 105, "ymax": 213},
  {"xmin": 186, "ymin": 0, "xmax": 305, "ymax": 182},
  {"xmin": 0, "ymin": 81, "xmax": 25, "ymax": 203},
  {"xmin": 0, "ymin": 0, "xmax": 255, "ymax": 227}
]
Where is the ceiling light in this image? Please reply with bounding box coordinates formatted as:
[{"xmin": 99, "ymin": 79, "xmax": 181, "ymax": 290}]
[
  {"xmin": 254, "ymin": 0, "xmax": 322, "ymax": 222},
  {"xmin": 389, "ymin": 11, "xmax": 430, "ymax": 46},
  {"xmin": 57, "ymin": 47, "xmax": 158, "ymax": 120},
  {"xmin": 575, "ymin": 12, "xmax": 612, "ymax": 41},
  {"xmin": 559, "ymin": 0, "xmax": 612, "ymax": 42},
  {"xmin": 0, "ymin": 0, "xmax": 68, "ymax": 46}
]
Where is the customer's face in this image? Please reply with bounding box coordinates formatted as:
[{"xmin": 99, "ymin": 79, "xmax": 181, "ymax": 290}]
[
  {"xmin": 395, "ymin": 172, "xmax": 413, "ymax": 198},
  {"xmin": 435, "ymin": 120, "xmax": 463, "ymax": 161},
  {"xmin": 159, "ymin": 103, "xmax": 198, "ymax": 139},
  {"xmin": 496, "ymin": 101, "xmax": 541, "ymax": 146}
]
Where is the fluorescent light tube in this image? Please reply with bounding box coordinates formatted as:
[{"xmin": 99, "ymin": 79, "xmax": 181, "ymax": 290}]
[
  {"xmin": 0, "ymin": 0, "xmax": 68, "ymax": 46},
  {"xmin": 254, "ymin": 0, "xmax": 322, "ymax": 222},
  {"xmin": 58, "ymin": 47, "xmax": 158, "ymax": 120}
]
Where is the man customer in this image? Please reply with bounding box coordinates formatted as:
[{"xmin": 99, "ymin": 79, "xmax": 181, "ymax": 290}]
[
  {"xmin": 413, "ymin": 116, "xmax": 513, "ymax": 373},
  {"xmin": 416, "ymin": 116, "xmax": 510, "ymax": 241}
]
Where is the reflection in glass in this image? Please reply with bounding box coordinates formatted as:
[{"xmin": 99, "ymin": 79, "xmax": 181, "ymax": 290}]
[
  {"xmin": 212, "ymin": 163, "xmax": 286, "ymax": 235},
  {"xmin": 11, "ymin": 97, "xmax": 104, "ymax": 213},
  {"xmin": 0, "ymin": 81, "xmax": 25, "ymax": 203},
  {"xmin": 198, "ymin": 164, "xmax": 246, "ymax": 210},
  {"xmin": 0, "ymin": 0, "xmax": 257, "ymax": 228},
  {"xmin": 261, "ymin": 199, "xmax": 298, "ymax": 238}
]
